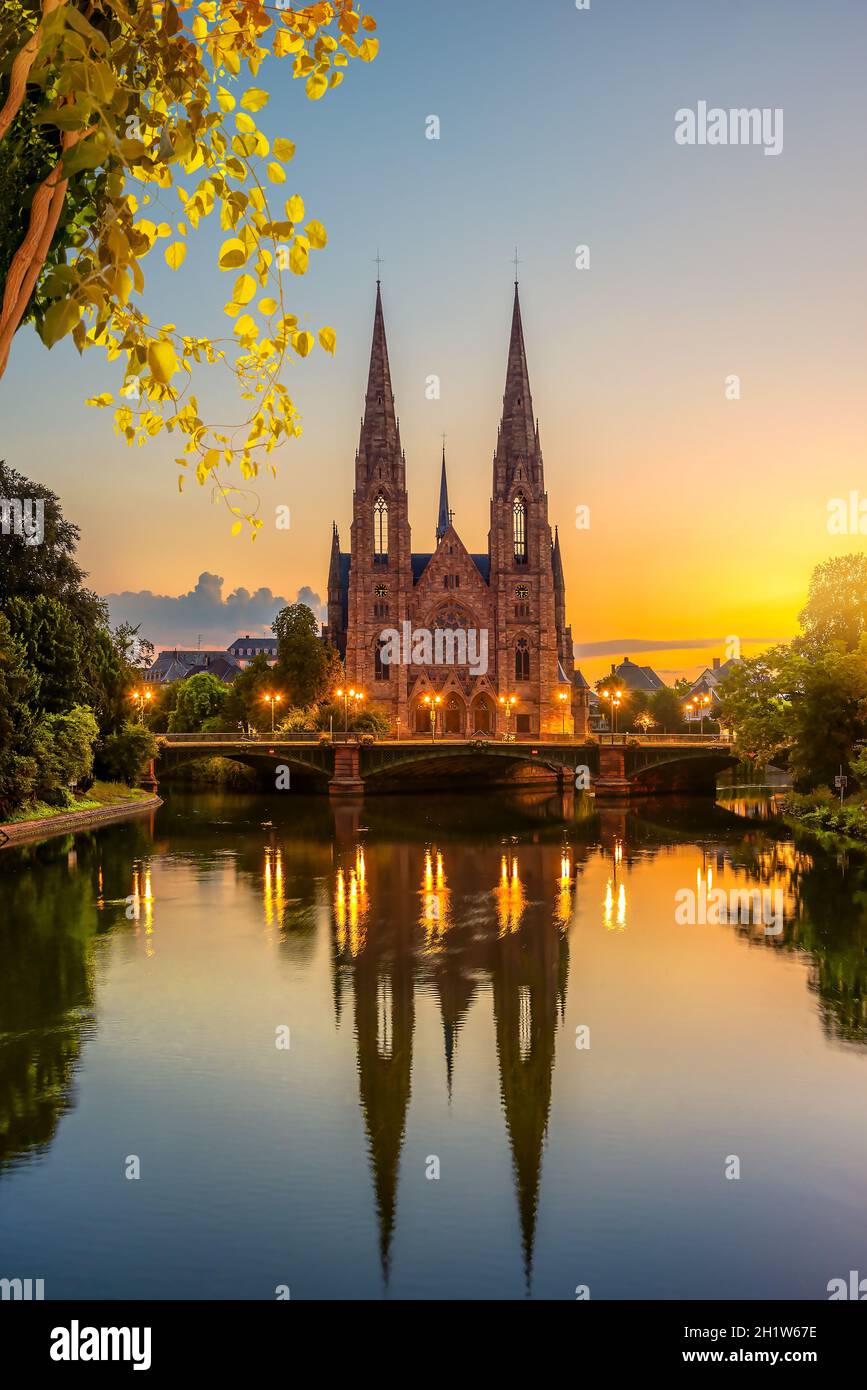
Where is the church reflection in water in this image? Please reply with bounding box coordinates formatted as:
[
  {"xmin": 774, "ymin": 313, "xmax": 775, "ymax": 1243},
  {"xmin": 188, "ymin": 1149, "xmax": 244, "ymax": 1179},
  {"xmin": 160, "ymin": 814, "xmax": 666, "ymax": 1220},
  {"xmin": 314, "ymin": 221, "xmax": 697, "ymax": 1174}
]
[{"xmin": 329, "ymin": 825, "xmax": 575, "ymax": 1284}]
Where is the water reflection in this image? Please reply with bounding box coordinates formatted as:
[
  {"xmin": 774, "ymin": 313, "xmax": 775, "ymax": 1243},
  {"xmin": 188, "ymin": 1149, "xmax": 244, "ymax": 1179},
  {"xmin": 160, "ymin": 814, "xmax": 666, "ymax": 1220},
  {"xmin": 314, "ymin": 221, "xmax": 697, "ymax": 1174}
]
[{"xmin": 2, "ymin": 787, "xmax": 867, "ymax": 1296}]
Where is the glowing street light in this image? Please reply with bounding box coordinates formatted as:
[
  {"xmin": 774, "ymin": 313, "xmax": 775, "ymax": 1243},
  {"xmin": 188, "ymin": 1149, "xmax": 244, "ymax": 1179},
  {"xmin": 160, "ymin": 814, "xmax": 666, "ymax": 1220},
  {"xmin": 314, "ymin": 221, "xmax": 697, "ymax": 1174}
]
[
  {"xmin": 557, "ymin": 688, "xmax": 569, "ymax": 735},
  {"xmin": 499, "ymin": 694, "xmax": 517, "ymax": 738},
  {"xmin": 262, "ymin": 691, "xmax": 283, "ymax": 733},
  {"xmin": 599, "ymin": 687, "xmax": 624, "ymax": 739},
  {"xmin": 336, "ymin": 686, "xmax": 364, "ymax": 733},
  {"xmin": 130, "ymin": 689, "xmax": 153, "ymax": 725},
  {"xmin": 422, "ymin": 692, "xmax": 442, "ymax": 742}
]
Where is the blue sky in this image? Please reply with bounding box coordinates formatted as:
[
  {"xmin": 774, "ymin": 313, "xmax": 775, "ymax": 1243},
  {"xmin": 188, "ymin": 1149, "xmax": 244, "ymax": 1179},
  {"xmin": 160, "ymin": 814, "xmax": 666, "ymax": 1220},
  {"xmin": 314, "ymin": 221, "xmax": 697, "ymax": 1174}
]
[{"xmin": 3, "ymin": 0, "xmax": 866, "ymax": 677}]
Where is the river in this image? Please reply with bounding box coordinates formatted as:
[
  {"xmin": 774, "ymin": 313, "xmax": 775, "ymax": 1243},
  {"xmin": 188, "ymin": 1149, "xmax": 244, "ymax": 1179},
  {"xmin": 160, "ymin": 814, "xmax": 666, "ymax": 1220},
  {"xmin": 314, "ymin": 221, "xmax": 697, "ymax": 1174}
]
[{"xmin": 1, "ymin": 785, "xmax": 865, "ymax": 1300}]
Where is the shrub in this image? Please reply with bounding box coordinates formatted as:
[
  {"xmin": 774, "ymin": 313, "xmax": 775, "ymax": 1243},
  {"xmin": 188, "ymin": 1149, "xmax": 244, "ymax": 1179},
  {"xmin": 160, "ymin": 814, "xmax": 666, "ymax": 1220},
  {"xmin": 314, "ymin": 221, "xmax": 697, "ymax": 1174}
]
[{"xmin": 97, "ymin": 724, "xmax": 158, "ymax": 785}]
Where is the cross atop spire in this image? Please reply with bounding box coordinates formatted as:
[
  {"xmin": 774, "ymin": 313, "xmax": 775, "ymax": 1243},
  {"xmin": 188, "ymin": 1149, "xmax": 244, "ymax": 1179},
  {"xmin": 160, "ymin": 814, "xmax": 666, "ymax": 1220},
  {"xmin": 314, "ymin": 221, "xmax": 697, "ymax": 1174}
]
[
  {"xmin": 373, "ymin": 248, "xmax": 384, "ymax": 282},
  {"xmin": 512, "ymin": 246, "xmax": 521, "ymax": 284}
]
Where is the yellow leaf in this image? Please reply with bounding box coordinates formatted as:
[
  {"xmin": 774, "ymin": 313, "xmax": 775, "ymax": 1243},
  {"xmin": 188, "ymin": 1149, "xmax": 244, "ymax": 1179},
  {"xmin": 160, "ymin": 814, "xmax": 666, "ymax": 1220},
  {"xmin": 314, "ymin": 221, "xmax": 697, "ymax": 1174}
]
[
  {"xmin": 293, "ymin": 331, "xmax": 314, "ymax": 357},
  {"xmin": 306, "ymin": 71, "xmax": 328, "ymax": 100},
  {"xmin": 147, "ymin": 340, "xmax": 178, "ymax": 384},
  {"xmin": 218, "ymin": 238, "xmax": 247, "ymax": 269},
  {"xmin": 86, "ymin": 392, "xmax": 114, "ymax": 407},
  {"xmin": 233, "ymin": 273, "xmax": 256, "ymax": 304},
  {"xmin": 305, "ymin": 219, "xmax": 327, "ymax": 249},
  {"xmin": 267, "ymin": 163, "xmax": 286, "ymax": 184},
  {"xmin": 235, "ymin": 112, "xmax": 256, "ymax": 134},
  {"xmin": 234, "ymin": 314, "xmax": 258, "ymax": 337},
  {"xmin": 258, "ymin": 297, "xmax": 277, "ymax": 314},
  {"xmin": 272, "ymin": 137, "xmax": 296, "ymax": 162},
  {"xmin": 231, "ymin": 520, "xmax": 243, "ymax": 536},
  {"xmin": 164, "ymin": 242, "xmax": 187, "ymax": 270},
  {"xmin": 241, "ymin": 88, "xmax": 269, "ymax": 112},
  {"xmin": 318, "ymin": 326, "xmax": 336, "ymax": 355},
  {"xmin": 216, "ymin": 86, "xmax": 236, "ymax": 111},
  {"xmin": 359, "ymin": 37, "xmax": 379, "ymax": 62},
  {"xmin": 285, "ymin": 194, "xmax": 305, "ymax": 222},
  {"xmin": 289, "ymin": 241, "xmax": 309, "ymax": 275}
]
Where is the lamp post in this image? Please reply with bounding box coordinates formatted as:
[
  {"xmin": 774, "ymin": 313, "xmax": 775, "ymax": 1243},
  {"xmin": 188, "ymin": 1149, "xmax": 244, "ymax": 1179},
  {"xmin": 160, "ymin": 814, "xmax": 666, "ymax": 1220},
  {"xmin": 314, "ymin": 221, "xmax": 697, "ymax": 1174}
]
[
  {"xmin": 262, "ymin": 692, "xmax": 282, "ymax": 733},
  {"xmin": 422, "ymin": 693, "xmax": 442, "ymax": 742},
  {"xmin": 557, "ymin": 689, "xmax": 569, "ymax": 735},
  {"xmin": 130, "ymin": 689, "xmax": 153, "ymax": 725},
  {"xmin": 336, "ymin": 686, "xmax": 364, "ymax": 734},
  {"xmin": 599, "ymin": 687, "xmax": 623, "ymax": 739},
  {"xmin": 699, "ymin": 693, "xmax": 711, "ymax": 737},
  {"xmin": 498, "ymin": 694, "xmax": 517, "ymax": 738}
]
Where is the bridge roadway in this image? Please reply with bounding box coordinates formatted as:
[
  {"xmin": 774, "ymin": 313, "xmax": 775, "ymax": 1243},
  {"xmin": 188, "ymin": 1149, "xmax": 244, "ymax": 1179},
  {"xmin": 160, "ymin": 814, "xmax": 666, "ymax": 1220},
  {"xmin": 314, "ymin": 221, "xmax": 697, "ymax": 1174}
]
[{"xmin": 152, "ymin": 733, "xmax": 738, "ymax": 798}]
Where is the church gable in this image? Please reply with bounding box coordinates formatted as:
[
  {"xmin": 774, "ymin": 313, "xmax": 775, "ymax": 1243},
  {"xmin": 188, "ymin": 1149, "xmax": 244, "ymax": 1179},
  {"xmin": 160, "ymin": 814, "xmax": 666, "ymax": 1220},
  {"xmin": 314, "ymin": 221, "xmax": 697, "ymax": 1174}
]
[{"xmin": 413, "ymin": 525, "xmax": 491, "ymax": 616}]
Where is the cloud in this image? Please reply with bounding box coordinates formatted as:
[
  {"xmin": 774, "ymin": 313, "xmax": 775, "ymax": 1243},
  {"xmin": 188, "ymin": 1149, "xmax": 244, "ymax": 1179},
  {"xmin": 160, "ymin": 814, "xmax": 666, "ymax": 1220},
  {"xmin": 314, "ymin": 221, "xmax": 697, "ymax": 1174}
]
[
  {"xmin": 573, "ymin": 636, "xmax": 782, "ymax": 658},
  {"xmin": 104, "ymin": 572, "xmax": 326, "ymax": 648}
]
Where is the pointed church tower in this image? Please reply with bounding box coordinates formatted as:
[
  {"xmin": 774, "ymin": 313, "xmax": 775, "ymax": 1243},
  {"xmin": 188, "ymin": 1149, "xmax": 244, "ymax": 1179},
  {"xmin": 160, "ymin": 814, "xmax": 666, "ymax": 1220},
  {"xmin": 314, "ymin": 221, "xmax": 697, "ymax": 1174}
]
[
  {"xmin": 488, "ymin": 282, "xmax": 563, "ymax": 736},
  {"xmin": 325, "ymin": 522, "xmax": 346, "ymax": 658},
  {"xmin": 436, "ymin": 446, "xmax": 450, "ymax": 542},
  {"xmin": 345, "ymin": 282, "xmax": 412, "ymax": 712},
  {"xmin": 552, "ymin": 525, "xmax": 573, "ymax": 673}
]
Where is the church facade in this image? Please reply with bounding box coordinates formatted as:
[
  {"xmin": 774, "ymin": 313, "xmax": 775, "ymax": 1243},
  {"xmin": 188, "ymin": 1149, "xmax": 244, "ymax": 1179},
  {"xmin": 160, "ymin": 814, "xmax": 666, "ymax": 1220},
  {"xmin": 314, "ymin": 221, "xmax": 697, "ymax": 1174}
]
[{"xmin": 324, "ymin": 282, "xmax": 588, "ymax": 740}]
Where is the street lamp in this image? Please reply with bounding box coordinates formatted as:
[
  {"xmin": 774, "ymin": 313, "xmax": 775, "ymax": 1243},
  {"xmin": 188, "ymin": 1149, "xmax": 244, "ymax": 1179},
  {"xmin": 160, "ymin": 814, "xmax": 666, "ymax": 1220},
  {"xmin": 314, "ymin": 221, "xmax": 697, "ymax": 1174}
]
[
  {"xmin": 557, "ymin": 689, "xmax": 569, "ymax": 735},
  {"xmin": 422, "ymin": 693, "xmax": 442, "ymax": 742},
  {"xmin": 599, "ymin": 687, "xmax": 623, "ymax": 739},
  {"xmin": 698, "ymin": 693, "xmax": 711, "ymax": 736},
  {"xmin": 130, "ymin": 689, "xmax": 153, "ymax": 725},
  {"xmin": 498, "ymin": 694, "xmax": 517, "ymax": 738},
  {"xmin": 336, "ymin": 686, "xmax": 364, "ymax": 733},
  {"xmin": 262, "ymin": 692, "xmax": 283, "ymax": 733}
]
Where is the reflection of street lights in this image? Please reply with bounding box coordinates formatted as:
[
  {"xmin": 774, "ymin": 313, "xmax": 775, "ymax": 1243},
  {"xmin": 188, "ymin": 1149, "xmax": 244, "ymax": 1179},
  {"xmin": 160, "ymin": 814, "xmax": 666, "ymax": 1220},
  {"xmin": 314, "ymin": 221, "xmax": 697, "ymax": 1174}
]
[
  {"xmin": 131, "ymin": 689, "xmax": 153, "ymax": 725},
  {"xmin": 557, "ymin": 689, "xmax": 569, "ymax": 735},
  {"xmin": 599, "ymin": 687, "xmax": 623, "ymax": 738},
  {"xmin": 262, "ymin": 692, "xmax": 283, "ymax": 732},
  {"xmin": 422, "ymin": 693, "xmax": 442, "ymax": 742},
  {"xmin": 335, "ymin": 686, "xmax": 364, "ymax": 733},
  {"xmin": 499, "ymin": 694, "xmax": 517, "ymax": 737}
]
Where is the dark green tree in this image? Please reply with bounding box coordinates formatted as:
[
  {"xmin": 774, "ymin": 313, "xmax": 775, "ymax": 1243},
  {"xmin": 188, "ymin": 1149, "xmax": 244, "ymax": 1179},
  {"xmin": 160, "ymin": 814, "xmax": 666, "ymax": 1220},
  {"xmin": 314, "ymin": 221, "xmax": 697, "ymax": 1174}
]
[
  {"xmin": 273, "ymin": 603, "xmax": 338, "ymax": 708},
  {"xmin": 168, "ymin": 671, "xmax": 227, "ymax": 733}
]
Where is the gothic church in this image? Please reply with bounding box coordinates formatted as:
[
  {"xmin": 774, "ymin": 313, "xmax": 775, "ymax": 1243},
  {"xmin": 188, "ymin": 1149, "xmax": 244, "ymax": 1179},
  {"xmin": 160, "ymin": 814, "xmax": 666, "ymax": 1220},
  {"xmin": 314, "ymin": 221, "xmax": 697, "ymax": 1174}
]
[{"xmin": 324, "ymin": 281, "xmax": 588, "ymax": 739}]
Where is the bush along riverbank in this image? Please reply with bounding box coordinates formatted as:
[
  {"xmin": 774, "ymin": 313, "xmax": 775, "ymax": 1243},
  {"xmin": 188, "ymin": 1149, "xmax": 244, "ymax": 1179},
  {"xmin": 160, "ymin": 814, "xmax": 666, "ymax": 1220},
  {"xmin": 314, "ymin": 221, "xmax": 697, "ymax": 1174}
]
[
  {"xmin": 782, "ymin": 790, "xmax": 867, "ymax": 845},
  {"xmin": 1, "ymin": 783, "xmax": 159, "ymax": 846}
]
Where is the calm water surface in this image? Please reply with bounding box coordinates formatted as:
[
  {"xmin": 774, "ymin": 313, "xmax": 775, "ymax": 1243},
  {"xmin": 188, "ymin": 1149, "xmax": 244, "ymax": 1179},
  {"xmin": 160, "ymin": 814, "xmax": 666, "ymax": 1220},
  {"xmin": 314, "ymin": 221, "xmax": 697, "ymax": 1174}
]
[{"xmin": 1, "ymin": 786, "xmax": 866, "ymax": 1300}]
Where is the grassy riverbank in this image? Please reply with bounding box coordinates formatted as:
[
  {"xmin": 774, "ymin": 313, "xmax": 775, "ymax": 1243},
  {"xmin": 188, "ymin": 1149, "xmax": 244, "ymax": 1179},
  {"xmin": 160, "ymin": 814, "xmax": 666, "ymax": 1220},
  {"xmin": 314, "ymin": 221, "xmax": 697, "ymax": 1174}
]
[
  {"xmin": 5, "ymin": 781, "xmax": 152, "ymax": 825},
  {"xmin": 783, "ymin": 790, "xmax": 867, "ymax": 846}
]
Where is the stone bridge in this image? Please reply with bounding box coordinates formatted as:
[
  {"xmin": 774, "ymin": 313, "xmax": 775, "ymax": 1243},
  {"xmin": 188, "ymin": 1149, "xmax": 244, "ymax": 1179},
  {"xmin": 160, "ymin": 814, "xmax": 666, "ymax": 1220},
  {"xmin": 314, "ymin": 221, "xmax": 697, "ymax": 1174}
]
[{"xmin": 153, "ymin": 734, "xmax": 737, "ymax": 798}]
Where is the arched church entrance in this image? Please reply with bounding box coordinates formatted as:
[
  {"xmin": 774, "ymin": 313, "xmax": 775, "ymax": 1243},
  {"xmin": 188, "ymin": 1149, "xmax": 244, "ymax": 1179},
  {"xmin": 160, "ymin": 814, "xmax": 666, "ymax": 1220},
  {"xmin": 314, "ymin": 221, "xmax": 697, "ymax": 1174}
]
[
  {"xmin": 444, "ymin": 695, "xmax": 465, "ymax": 737},
  {"xmin": 472, "ymin": 695, "xmax": 494, "ymax": 733}
]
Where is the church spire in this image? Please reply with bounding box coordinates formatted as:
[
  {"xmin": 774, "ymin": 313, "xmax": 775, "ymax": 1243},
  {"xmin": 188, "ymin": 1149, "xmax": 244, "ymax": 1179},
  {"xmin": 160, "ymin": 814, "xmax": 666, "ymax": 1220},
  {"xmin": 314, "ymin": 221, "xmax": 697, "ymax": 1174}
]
[
  {"xmin": 436, "ymin": 444, "xmax": 450, "ymax": 541},
  {"xmin": 552, "ymin": 524, "xmax": 564, "ymax": 588},
  {"xmin": 358, "ymin": 281, "xmax": 400, "ymax": 468},
  {"xmin": 501, "ymin": 282, "xmax": 537, "ymax": 464},
  {"xmin": 493, "ymin": 281, "xmax": 541, "ymax": 499}
]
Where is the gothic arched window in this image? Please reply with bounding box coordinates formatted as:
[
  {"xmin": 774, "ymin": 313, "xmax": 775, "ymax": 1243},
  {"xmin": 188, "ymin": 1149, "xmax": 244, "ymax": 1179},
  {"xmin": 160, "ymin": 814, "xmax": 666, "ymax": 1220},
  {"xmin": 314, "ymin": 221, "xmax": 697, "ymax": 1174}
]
[
  {"xmin": 513, "ymin": 494, "xmax": 527, "ymax": 564},
  {"xmin": 515, "ymin": 638, "xmax": 530, "ymax": 682},
  {"xmin": 374, "ymin": 637, "xmax": 390, "ymax": 681},
  {"xmin": 373, "ymin": 493, "xmax": 388, "ymax": 562}
]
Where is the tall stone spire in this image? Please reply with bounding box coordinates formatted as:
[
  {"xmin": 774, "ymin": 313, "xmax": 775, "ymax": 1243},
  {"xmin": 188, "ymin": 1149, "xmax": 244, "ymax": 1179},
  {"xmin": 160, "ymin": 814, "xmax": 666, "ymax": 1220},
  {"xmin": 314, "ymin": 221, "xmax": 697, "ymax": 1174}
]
[
  {"xmin": 436, "ymin": 444, "xmax": 450, "ymax": 541},
  {"xmin": 551, "ymin": 525, "xmax": 564, "ymax": 588},
  {"xmin": 358, "ymin": 281, "xmax": 401, "ymax": 471},
  {"xmin": 493, "ymin": 282, "xmax": 541, "ymax": 497}
]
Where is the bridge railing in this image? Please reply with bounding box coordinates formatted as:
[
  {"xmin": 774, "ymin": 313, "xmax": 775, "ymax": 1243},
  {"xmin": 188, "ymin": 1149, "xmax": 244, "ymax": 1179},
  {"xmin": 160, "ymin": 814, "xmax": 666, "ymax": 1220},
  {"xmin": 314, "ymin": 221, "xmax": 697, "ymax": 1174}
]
[{"xmin": 595, "ymin": 733, "xmax": 731, "ymax": 747}]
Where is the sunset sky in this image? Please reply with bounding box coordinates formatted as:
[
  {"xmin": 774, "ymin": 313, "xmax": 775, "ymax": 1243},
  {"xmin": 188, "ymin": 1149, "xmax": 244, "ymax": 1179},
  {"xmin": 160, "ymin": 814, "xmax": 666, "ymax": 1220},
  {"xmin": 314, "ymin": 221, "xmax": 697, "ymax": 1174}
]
[{"xmin": 3, "ymin": 0, "xmax": 866, "ymax": 684}]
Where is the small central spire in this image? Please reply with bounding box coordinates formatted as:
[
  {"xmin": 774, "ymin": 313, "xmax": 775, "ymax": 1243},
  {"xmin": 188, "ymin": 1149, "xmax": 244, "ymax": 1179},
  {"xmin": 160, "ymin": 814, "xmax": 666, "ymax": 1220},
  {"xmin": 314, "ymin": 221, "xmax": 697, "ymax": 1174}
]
[{"xmin": 436, "ymin": 443, "xmax": 450, "ymax": 542}]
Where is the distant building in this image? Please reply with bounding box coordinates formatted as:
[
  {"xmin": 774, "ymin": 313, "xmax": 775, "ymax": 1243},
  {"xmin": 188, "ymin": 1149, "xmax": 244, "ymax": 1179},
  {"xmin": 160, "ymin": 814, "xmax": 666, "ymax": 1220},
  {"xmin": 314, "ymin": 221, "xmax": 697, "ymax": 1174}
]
[
  {"xmin": 143, "ymin": 650, "xmax": 240, "ymax": 685},
  {"xmin": 685, "ymin": 655, "xmax": 738, "ymax": 716},
  {"xmin": 603, "ymin": 657, "xmax": 666, "ymax": 694},
  {"xmin": 227, "ymin": 636, "xmax": 279, "ymax": 669}
]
